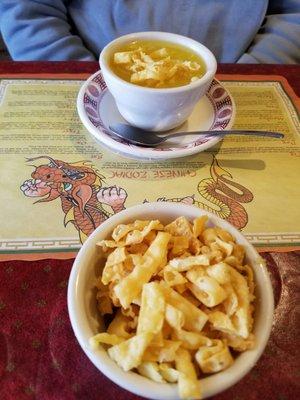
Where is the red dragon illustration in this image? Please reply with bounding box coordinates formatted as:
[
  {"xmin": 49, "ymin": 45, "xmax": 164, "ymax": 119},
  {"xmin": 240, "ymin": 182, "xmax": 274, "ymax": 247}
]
[
  {"xmin": 21, "ymin": 156, "xmax": 253, "ymax": 242},
  {"xmin": 20, "ymin": 156, "xmax": 127, "ymax": 242},
  {"xmin": 156, "ymin": 156, "xmax": 254, "ymax": 230}
]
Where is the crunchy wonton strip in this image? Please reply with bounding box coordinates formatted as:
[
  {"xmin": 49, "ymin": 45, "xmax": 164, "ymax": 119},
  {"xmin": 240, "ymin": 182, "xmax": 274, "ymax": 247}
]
[
  {"xmin": 222, "ymin": 332, "xmax": 255, "ymax": 352},
  {"xmin": 193, "ymin": 216, "xmax": 208, "ymax": 237},
  {"xmin": 137, "ymin": 362, "xmax": 166, "ymax": 383},
  {"xmin": 165, "ymin": 304, "xmax": 185, "ymax": 330},
  {"xmin": 89, "ymin": 332, "xmax": 125, "ymax": 349},
  {"xmin": 169, "ymin": 254, "xmax": 210, "ymax": 271},
  {"xmin": 222, "ymin": 284, "xmax": 239, "ymax": 316},
  {"xmin": 215, "ymin": 237, "xmax": 233, "ymax": 257},
  {"xmin": 96, "ymin": 239, "xmax": 126, "ymax": 250},
  {"xmin": 163, "ymin": 267, "xmax": 187, "ymax": 287},
  {"xmin": 125, "ymin": 220, "xmax": 163, "ymax": 245},
  {"xmin": 229, "ymin": 266, "xmax": 251, "ymax": 338},
  {"xmin": 104, "ymin": 247, "xmax": 127, "ymax": 267},
  {"xmin": 172, "ymin": 329, "xmax": 212, "ymax": 350},
  {"xmin": 95, "ymin": 279, "xmax": 113, "ymax": 315},
  {"xmin": 175, "ymin": 348, "xmax": 201, "ymax": 400},
  {"xmin": 111, "ymin": 220, "xmax": 151, "ymax": 241},
  {"xmin": 137, "ymin": 282, "xmax": 165, "ymax": 335},
  {"xmin": 164, "ymin": 216, "xmax": 193, "ymax": 237},
  {"xmin": 143, "ymin": 340, "xmax": 182, "ymax": 363},
  {"xmin": 208, "ymin": 310, "xmax": 236, "ymax": 335},
  {"xmin": 108, "ymin": 332, "xmax": 153, "ymax": 371},
  {"xmin": 186, "ymin": 276, "xmax": 227, "ymax": 308},
  {"xmin": 195, "ymin": 340, "xmax": 234, "ymax": 373},
  {"xmin": 107, "ymin": 309, "xmax": 132, "ymax": 339},
  {"xmin": 159, "ymin": 281, "xmax": 208, "ymax": 332},
  {"xmin": 101, "ymin": 262, "xmax": 124, "ymax": 286},
  {"xmin": 114, "ymin": 232, "xmax": 171, "ymax": 308},
  {"xmin": 206, "ymin": 262, "xmax": 231, "ymax": 285},
  {"xmin": 159, "ymin": 363, "xmax": 179, "ymax": 383}
]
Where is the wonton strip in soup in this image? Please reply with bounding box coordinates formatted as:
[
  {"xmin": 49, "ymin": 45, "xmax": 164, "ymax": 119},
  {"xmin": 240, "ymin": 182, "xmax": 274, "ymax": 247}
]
[{"xmin": 109, "ymin": 40, "xmax": 206, "ymax": 88}]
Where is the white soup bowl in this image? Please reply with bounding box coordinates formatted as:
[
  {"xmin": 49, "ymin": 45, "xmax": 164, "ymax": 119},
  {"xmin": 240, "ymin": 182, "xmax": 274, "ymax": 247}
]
[{"xmin": 99, "ymin": 31, "xmax": 217, "ymax": 131}]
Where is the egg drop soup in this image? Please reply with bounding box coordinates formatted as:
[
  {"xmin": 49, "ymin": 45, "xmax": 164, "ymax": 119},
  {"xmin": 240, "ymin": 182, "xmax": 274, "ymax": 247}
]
[{"xmin": 109, "ymin": 40, "xmax": 206, "ymax": 88}]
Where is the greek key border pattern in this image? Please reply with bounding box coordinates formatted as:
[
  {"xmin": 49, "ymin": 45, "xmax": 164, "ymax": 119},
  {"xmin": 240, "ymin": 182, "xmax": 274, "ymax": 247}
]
[
  {"xmin": 0, "ymin": 237, "xmax": 81, "ymax": 251},
  {"xmin": 0, "ymin": 232, "xmax": 299, "ymax": 252}
]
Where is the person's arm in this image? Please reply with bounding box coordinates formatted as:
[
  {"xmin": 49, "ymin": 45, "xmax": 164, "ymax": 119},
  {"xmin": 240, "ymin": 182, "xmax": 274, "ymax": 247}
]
[
  {"xmin": 0, "ymin": 0, "xmax": 96, "ymax": 61},
  {"xmin": 238, "ymin": 0, "xmax": 300, "ymax": 64}
]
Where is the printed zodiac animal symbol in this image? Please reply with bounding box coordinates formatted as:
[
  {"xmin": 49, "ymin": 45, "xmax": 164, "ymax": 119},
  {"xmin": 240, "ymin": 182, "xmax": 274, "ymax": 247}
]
[
  {"xmin": 20, "ymin": 156, "xmax": 128, "ymax": 243},
  {"xmin": 157, "ymin": 156, "xmax": 254, "ymax": 230}
]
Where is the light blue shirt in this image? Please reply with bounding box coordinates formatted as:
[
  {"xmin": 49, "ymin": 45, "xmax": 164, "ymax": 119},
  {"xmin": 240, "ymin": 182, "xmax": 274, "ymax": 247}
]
[{"xmin": 0, "ymin": 0, "xmax": 299, "ymax": 63}]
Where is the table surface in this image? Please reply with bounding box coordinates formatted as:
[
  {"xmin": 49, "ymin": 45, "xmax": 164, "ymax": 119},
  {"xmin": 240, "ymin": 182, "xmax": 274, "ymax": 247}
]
[
  {"xmin": 0, "ymin": 62, "xmax": 299, "ymax": 400},
  {"xmin": 0, "ymin": 62, "xmax": 299, "ymax": 96}
]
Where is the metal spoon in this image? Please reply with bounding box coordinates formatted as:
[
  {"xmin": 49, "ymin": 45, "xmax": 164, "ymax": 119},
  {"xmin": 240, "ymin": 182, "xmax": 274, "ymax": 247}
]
[{"xmin": 109, "ymin": 123, "xmax": 284, "ymax": 147}]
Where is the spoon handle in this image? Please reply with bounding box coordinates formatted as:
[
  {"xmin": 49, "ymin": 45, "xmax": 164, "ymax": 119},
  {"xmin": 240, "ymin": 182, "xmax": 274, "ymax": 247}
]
[{"xmin": 162, "ymin": 130, "xmax": 284, "ymax": 140}]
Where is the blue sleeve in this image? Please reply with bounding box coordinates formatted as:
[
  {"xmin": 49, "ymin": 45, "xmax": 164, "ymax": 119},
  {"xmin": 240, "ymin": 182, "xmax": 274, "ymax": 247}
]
[
  {"xmin": 0, "ymin": 0, "xmax": 96, "ymax": 61},
  {"xmin": 238, "ymin": 0, "xmax": 300, "ymax": 64}
]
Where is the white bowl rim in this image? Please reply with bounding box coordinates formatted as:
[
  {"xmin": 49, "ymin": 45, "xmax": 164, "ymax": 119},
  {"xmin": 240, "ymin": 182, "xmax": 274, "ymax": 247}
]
[
  {"xmin": 68, "ymin": 202, "xmax": 274, "ymax": 400},
  {"xmin": 99, "ymin": 31, "xmax": 217, "ymax": 94}
]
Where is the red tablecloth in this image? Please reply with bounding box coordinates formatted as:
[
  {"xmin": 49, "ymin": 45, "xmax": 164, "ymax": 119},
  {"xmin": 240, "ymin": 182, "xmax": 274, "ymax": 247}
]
[
  {"xmin": 1, "ymin": 252, "xmax": 299, "ymax": 400},
  {"xmin": 0, "ymin": 63, "xmax": 299, "ymax": 400}
]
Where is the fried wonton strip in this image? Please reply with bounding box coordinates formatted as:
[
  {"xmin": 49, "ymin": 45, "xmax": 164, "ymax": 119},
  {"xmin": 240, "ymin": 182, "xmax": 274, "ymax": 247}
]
[
  {"xmin": 215, "ymin": 237, "xmax": 233, "ymax": 257},
  {"xmin": 169, "ymin": 254, "xmax": 210, "ymax": 271},
  {"xmin": 105, "ymin": 247, "xmax": 127, "ymax": 267},
  {"xmin": 159, "ymin": 363, "xmax": 179, "ymax": 383},
  {"xmin": 186, "ymin": 269, "xmax": 227, "ymax": 307},
  {"xmin": 206, "ymin": 262, "xmax": 231, "ymax": 284},
  {"xmin": 222, "ymin": 332, "xmax": 255, "ymax": 352},
  {"xmin": 229, "ymin": 266, "xmax": 251, "ymax": 338},
  {"xmin": 111, "ymin": 220, "xmax": 151, "ymax": 241},
  {"xmin": 137, "ymin": 282, "xmax": 165, "ymax": 335},
  {"xmin": 163, "ymin": 268, "xmax": 187, "ymax": 287},
  {"xmin": 195, "ymin": 339, "xmax": 234, "ymax": 373},
  {"xmin": 96, "ymin": 239, "xmax": 126, "ymax": 249},
  {"xmin": 151, "ymin": 331, "xmax": 164, "ymax": 346},
  {"xmin": 164, "ymin": 216, "xmax": 193, "ymax": 237},
  {"xmin": 108, "ymin": 332, "xmax": 153, "ymax": 371},
  {"xmin": 175, "ymin": 348, "xmax": 201, "ymax": 400},
  {"xmin": 137, "ymin": 362, "xmax": 166, "ymax": 383},
  {"xmin": 143, "ymin": 340, "xmax": 182, "ymax": 363},
  {"xmin": 89, "ymin": 332, "xmax": 125, "ymax": 349},
  {"xmin": 114, "ymin": 232, "xmax": 171, "ymax": 308},
  {"xmin": 101, "ymin": 262, "xmax": 124, "ymax": 286},
  {"xmin": 107, "ymin": 309, "xmax": 132, "ymax": 339},
  {"xmin": 172, "ymin": 329, "xmax": 212, "ymax": 350},
  {"xmin": 95, "ymin": 279, "xmax": 113, "ymax": 315},
  {"xmin": 222, "ymin": 284, "xmax": 239, "ymax": 316},
  {"xmin": 208, "ymin": 311, "xmax": 236, "ymax": 336},
  {"xmin": 125, "ymin": 220, "xmax": 164, "ymax": 245},
  {"xmin": 159, "ymin": 281, "xmax": 208, "ymax": 332},
  {"xmin": 165, "ymin": 304, "xmax": 185, "ymax": 330},
  {"xmin": 193, "ymin": 215, "xmax": 208, "ymax": 237},
  {"xmin": 169, "ymin": 235, "xmax": 190, "ymax": 256}
]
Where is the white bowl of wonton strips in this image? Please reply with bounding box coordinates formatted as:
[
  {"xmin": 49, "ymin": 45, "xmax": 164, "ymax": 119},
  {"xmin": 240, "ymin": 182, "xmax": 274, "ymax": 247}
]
[{"xmin": 68, "ymin": 203, "xmax": 274, "ymax": 400}]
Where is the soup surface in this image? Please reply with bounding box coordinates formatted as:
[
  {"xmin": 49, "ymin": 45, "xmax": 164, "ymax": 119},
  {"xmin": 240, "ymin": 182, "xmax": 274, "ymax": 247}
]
[{"xmin": 109, "ymin": 40, "xmax": 206, "ymax": 88}]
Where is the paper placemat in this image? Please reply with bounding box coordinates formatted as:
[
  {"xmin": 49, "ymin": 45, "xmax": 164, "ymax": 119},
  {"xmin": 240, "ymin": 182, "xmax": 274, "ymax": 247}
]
[{"xmin": 0, "ymin": 73, "xmax": 299, "ymax": 260}]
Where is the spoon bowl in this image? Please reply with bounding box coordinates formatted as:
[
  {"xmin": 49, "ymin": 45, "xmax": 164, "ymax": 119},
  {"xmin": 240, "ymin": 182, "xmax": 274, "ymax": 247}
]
[{"xmin": 109, "ymin": 123, "xmax": 284, "ymax": 147}]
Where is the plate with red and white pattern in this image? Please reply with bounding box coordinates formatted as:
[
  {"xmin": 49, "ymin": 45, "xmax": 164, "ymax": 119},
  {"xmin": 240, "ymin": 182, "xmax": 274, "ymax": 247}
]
[{"xmin": 77, "ymin": 70, "xmax": 236, "ymax": 160}]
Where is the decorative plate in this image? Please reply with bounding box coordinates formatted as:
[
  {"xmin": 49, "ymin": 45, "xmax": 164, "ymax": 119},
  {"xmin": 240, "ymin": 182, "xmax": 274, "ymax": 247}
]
[{"xmin": 77, "ymin": 71, "xmax": 236, "ymax": 160}]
